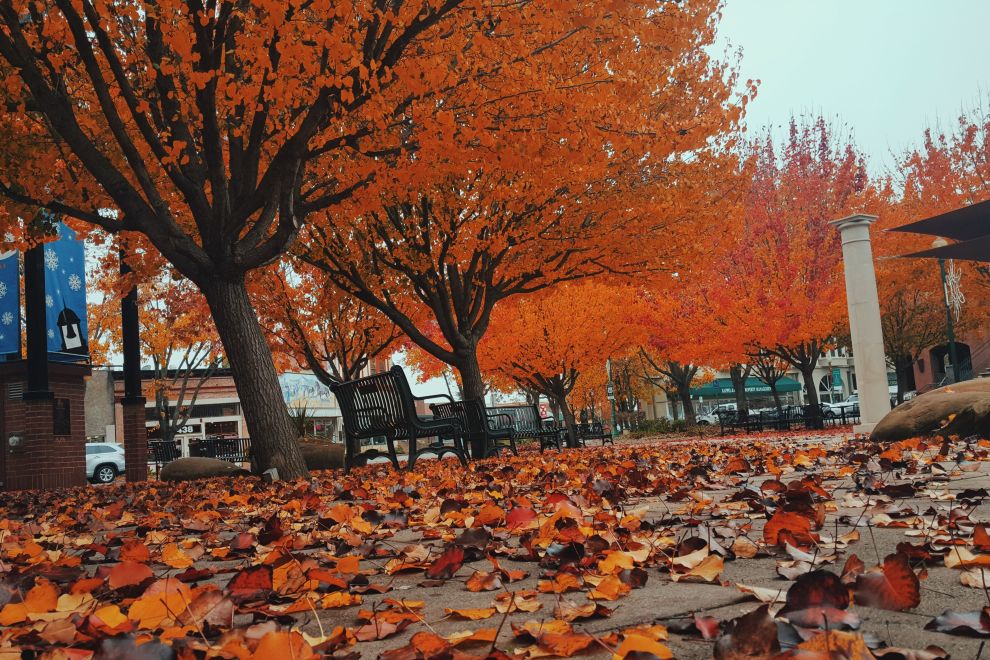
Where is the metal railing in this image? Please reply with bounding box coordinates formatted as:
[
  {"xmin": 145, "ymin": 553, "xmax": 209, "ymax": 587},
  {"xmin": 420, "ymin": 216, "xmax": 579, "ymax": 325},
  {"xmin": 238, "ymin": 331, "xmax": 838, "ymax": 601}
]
[
  {"xmin": 718, "ymin": 405, "xmax": 860, "ymax": 435},
  {"xmin": 148, "ymin": 437, "xmax": 252, "ymax": 474}
]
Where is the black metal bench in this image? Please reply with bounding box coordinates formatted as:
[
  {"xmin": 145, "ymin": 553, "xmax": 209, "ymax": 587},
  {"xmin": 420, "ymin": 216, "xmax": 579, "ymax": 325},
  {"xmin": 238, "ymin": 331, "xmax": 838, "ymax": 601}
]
[
  {"xmin": 575, "ymin": 421, "xmax": 613, "ymax": 446},
  {"xmin": 430, "ymin": 399, "xmax": 518, "ymax": 459},
  {"xmin": 331, "ymin": 365, "xmax": 468, "ymax": 471},
  {"xmin": 490, "ymin": 404, "xmax": 562, "ymax": 452},
  {"xmin": 198, "ymin": 436, "xmax": 252, "ymax": 463}
]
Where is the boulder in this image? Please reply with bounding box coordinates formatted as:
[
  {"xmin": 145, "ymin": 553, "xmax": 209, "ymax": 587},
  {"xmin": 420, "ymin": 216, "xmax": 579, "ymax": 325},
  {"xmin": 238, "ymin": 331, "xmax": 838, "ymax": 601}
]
[
  {"xmin": 872, "ymin": 378, "xmax": 990, "ymax": 442},
  {"xmin": 299, "ymin": 442, "xmax": 346, "ymax": 471},
  {"xmin": 159, "ymin": 457, "xmax": 252, "ymax": 482}
]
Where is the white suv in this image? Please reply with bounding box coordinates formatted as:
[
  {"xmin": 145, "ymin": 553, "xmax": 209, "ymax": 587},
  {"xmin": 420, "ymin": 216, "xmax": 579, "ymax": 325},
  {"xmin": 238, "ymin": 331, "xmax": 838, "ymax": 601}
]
[
  {"xmin": 823, "ymin": 395, "xmax": 859, "ymax": 417},
  {"xmin": 697, "ymin": 403, "xmax": 737, "ymax": 425},
  {"xmin": 86, "ymin": 443, "xmax": 125, "ymax": 484}
]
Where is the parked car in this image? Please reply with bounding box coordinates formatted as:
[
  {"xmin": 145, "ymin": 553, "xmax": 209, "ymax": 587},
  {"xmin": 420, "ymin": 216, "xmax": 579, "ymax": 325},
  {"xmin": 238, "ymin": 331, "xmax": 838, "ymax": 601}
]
[
  {"xmin": 86, "ymin": 442, "xmax": 125, "ymax": 484},
  {"xmin": 697, "ymin": 403, "xmax": 737, "ymax": 425},
  {"xmin": 823, "ymin": 395, "xmax": 859, "ymax": 418}
]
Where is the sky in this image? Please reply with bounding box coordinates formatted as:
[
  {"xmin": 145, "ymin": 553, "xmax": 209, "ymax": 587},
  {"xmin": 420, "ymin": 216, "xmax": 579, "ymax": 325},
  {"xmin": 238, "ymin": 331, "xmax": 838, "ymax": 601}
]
[{"xmin": 716, "ymin": 0, "xmax": 990, "ymax": 171}]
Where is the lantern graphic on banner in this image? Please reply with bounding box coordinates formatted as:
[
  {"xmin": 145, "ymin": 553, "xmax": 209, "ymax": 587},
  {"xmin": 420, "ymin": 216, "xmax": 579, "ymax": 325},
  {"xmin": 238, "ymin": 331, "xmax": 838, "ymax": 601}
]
[{"xmin": 44, "ymin": 222, "xmax": 88, "ymax": 360}]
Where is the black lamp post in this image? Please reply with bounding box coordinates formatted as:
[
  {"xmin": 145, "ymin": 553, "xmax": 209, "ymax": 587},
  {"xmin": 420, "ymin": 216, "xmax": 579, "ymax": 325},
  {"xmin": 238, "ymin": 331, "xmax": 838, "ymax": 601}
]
[{"xmin": 931, "ymin": 237, "xmax": 961, "ymax": 383}]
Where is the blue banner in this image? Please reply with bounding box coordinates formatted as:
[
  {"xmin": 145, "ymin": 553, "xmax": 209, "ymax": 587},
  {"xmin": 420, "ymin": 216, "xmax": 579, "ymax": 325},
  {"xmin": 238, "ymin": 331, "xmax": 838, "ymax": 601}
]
[
  {"xmin": 44, "ymin": 222, "xmax": 88, "ymax": 360},
  {"xmin": 0, "ymin": 250, "xmax": 19, "ymax": 357}
]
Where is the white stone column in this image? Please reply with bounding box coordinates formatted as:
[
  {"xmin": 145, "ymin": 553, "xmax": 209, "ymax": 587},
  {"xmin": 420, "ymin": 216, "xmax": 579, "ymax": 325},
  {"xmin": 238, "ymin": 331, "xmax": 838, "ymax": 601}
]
[{"xmin": 830, "ymin": 214, "xmax": 891, "ymax": 434}]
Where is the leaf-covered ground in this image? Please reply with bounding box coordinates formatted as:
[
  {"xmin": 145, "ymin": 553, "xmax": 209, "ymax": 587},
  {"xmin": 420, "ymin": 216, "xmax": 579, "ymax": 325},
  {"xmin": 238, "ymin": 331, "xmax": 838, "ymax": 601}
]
[{"xmin": 2, "ymin": 433, "xmax": 989, "ymax": 658}]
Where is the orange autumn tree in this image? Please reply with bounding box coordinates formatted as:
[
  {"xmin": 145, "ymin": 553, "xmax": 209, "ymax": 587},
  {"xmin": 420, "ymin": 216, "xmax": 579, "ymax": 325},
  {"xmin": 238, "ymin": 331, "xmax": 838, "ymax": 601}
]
[
  {"xmin": 725, "ymin": 118, "xmax": 871, "ymax": 416},
  {"xmin": 0, "ymin": 0, "xmax": 676, "ymax": 477},
  {"xmin": 876, "ymin": 107, "xmax": 990, "ymax": 397},
  {"xmin": 302, "ymin": 0, "xmax": 750, "ymax": 401},
  {"xmin": 637, "ymin": 276, "xmax": 741, "ymax": 425},
  {"xmin": 257, "ymin": 265, "xmax": 402, "ymax": 386},
  {"xmin": 478, "ymin": 282, "xmax": 644, "ymax": 446},
  {"xmin": 91, "ymin": 262, "xmax": 224, "ymax": 446}
]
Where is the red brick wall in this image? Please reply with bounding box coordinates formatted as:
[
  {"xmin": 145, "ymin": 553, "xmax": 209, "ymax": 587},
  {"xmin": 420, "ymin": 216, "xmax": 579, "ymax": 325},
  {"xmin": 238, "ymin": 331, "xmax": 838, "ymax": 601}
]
[{"xmin": 0, "ymin": 362, "xmax": 89, "ymax": 491}]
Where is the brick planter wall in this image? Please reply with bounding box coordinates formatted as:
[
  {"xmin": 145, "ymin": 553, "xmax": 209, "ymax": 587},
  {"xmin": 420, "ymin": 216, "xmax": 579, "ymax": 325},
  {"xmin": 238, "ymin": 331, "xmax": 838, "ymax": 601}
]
[{"xmin": 0, "ymin": 361, "xmax": 90, "ymax": 491}]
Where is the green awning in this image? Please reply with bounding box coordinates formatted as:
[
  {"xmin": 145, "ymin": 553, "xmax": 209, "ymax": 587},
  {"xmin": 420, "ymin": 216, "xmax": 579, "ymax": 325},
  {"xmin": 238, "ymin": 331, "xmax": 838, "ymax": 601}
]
[{"xmin": 690, "ymin": 376, "xmax": 802, "ymax": 398}]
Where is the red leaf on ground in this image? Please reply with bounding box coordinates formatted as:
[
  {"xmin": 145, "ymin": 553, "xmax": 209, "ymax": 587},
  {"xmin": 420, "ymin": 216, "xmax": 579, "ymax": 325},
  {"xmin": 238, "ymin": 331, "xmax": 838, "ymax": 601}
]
[
  {"xmin": 226, "ymin": 565, "xmax": 273, "ymax": 603},
  {"xmin": 107, "ymin": 561, "xmax": 153, "ymax": 590},
  {"xmin": 975, "ymin": 525, "xmax": 990, "ymax": 552},
  {"xmin": 854, "ymin": 553, "xmax": 921, "ymax": 611},
  {"xmin": 780, "ymin": 570, "xmax": 859, "ymax": 629},
  {"xmin": 840, "ymin": 553, "xmax": 865, "ymax": 585},
  {"xmin": 713, "ymin": 605, "xmax": 780, "ymax": 659},
  {"xmin": 425, "ymin": 546, "xmax": 465, "ymax": 580},
  {"xmin": 506, "ymin": 507, "xmax": 538, "ymax": 530},
  {"xmin": 763, "ymin": 510, "xmax": 815, "ymax": 547}
]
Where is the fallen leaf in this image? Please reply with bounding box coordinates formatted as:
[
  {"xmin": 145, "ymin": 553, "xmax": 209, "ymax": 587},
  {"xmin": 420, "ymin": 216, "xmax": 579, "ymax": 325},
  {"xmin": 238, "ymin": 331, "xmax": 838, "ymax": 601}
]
[
  {"xmin": 444, "ymin": 607, "xmax": 496, "ymax": 620},
  {"xmin": 853, "ymin": 553, "xmax": 921, "ymax": 611}
]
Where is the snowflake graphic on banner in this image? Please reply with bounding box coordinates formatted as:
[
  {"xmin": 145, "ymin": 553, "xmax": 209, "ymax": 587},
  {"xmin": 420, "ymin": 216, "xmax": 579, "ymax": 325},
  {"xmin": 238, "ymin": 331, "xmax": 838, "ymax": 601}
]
[
  {"xmin": 47, "ymin": 329, "xmax": 54, "ymax": 339},
  {"xmin": 68, "ymin": 274, "xmax": 82, "ymax": 291},
  {"xmin": 0, "ymin": 282, "xmax": 5, "ymax": 299},
  {"xmin": 44, "ymin": 248, "xmax": 58, "ymax": 270},
  {"xmin": 45, "ymin": 294, "xmax": 54, "ymax": 308},
  {"xmin": 1, "ymin": 312, "xmax": 11, "ymax": 326}
]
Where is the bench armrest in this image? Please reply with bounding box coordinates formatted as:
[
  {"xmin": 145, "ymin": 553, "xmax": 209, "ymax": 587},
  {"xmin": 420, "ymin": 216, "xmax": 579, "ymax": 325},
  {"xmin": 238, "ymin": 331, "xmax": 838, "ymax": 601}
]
[{"xmin": 414, "ymin": 393, "xmax": 454, "ymax": 404}]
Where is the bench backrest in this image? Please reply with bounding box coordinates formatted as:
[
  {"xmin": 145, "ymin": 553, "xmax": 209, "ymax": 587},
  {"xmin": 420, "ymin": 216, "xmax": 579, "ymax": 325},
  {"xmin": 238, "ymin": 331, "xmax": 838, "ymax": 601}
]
[
  {"xmin": 431, "ymin": 399, "xmax": 497, "ymax": 434},
  {"xmin": 331, "ymin": 366, "xmax": 417, "ymax": 440},
  {"xmin": 491, "ymin": 404, "xmax": 544, "ymax": 434},
  {"xmin": 430, "ymin": 400, "xmax": 465, "ymax": 427},
  {"xmin": 579, "ymin": 421, "xmax": 605, "ymax": 434}
]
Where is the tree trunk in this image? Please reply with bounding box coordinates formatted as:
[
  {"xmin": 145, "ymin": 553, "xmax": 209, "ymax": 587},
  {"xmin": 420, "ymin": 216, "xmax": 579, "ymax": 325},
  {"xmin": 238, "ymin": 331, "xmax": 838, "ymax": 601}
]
[
  {"xmin": 894, "ymin": 355, "xmax": 912, "ymax": 404},
  {"xmin": 677, "ymin": 383, "xmax": 696, "ymax": 425},
  {"xmin": 454, "ymin": 349, "xmax": 486, "ymax": 401},
  {"xmin": 799, "ymin": 365, "xmax": 822, "ymax": 429},
  {"xmin": 156, "ymin": 389, "xmax": 172, "ymax": 444},
  {"xmin": 729, "ymin": 364, "xmax": 749, "ymax": 414},
  {"xmin": 769, "ymin": 384, "xmax": 782, "ymax": 413},
  {"xmin": 550, "ymin": 393, "xmax": 577, "ymax": 448},
  {"xmin": 201, "ymin": 278, "xmax": 308, "ymax": 479}
]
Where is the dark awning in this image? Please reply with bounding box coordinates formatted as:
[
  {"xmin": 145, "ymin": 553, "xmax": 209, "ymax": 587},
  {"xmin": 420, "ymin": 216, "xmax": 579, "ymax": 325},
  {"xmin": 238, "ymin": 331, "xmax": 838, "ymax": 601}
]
[
  {"xmin": 890, "ymin": 198, "xmax": 990, "ymax": 241},
  {"xmin": 691, "ymin": 376, "xmax": 801, "ymax": 398},
  {"xmin": 901, "ymin": 233, "xmax": 990, "ymax": 262}
]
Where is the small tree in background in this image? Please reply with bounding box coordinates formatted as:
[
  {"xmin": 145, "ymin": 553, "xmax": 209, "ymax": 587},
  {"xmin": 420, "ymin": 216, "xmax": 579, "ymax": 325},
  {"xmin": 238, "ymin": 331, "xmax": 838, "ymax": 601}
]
[
  {"xmin": 259, "ymin": 265, "xmax": 402, "ymax": 387},
  {"xmin": 479, "ymin": 283, "xmax": 644, "ymax": 446}
]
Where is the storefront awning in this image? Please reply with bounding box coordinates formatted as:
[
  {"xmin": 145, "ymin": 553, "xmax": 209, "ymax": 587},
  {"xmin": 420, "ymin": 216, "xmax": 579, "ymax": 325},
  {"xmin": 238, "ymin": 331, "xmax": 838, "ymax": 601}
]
[
  {"xmin": 890, "ymin": 198, "xmax": 990, "ymax": 242},
  {"xmin": 900, "ymin": 233, "xmax": 990, "ymax": 262},
  {"xmin": 690, "ymin": 376, "xmax": 802, "ymax": 398},
  {"xmin": 892, "ymin": 199, "xmax": 990, "ymax": 263}
]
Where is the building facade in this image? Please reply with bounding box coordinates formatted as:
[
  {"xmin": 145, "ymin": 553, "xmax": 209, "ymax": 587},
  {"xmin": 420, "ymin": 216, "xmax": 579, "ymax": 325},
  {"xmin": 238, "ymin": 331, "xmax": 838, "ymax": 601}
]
[
  {"xmin": 911, "ymin": 330, "xmax": 990, "ymax": 392},
  {"xmin": 642, "ymin": 346, "xmax": 897, "ymax": 421},
  {"xmin": 89, "ymin": 357, "xmax": 393, "ymax": 455}
]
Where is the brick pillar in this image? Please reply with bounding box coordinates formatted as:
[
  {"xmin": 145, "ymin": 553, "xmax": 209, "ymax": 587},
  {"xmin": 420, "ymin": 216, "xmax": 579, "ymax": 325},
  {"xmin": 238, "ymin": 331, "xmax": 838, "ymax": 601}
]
[
  {"xmin": 12, "ymin": 393, "xmax": 54, "ymax": 491},
  {"xmin": 121, "ymin": 396, "xmax": 148, "ymax": 482}
]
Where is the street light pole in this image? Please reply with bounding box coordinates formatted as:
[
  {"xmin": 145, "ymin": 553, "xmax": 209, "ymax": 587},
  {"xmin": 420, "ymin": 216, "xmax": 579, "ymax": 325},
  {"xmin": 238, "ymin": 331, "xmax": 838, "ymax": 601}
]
[
  {"xmin": 606, "ymin": 358, "xmax": 618, "ymax": 440},
  {"xmin": 932, "ymin": 237, "xmax": 960, "ymax": 383}
]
